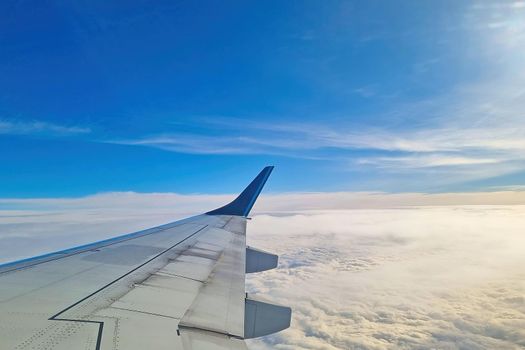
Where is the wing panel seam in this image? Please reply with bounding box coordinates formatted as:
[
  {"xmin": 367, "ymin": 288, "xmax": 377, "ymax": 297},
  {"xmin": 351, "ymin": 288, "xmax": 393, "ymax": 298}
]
[{"xmin": 48, "ymin": 224, "xmax": 209, "ymax": 350}]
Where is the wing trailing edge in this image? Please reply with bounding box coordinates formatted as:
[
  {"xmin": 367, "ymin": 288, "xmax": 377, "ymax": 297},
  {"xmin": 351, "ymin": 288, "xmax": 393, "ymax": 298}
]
[{"xmin": 206, "ymin": 166, "xmax": 274, "ymax": 217}]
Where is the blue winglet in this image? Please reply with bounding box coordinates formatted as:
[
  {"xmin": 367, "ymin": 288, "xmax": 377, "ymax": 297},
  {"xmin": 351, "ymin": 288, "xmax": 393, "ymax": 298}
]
[{"xmin": 206, "ymin": 166, "xmax": 274, "ymax": 217}]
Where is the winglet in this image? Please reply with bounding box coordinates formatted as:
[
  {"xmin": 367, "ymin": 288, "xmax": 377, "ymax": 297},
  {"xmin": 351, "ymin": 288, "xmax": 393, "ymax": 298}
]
[{"xmin": 206, "ymin": 166, "xmax": 274, "ymax": 217}]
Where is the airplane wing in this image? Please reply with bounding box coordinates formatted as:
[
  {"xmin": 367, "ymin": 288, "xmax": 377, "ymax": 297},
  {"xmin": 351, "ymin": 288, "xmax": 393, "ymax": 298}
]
[{"xmin": 0, "ymin": 166, "xmax": 290, "ymax": 350}]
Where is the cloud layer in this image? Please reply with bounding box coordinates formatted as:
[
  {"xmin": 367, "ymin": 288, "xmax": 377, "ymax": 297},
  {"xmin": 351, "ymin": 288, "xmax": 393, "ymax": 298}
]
[
  {"xmin": 246, "ymin": 208, "xmax": 525, "ymax": 349},
  {"xmin": 0, "ymin": 119, "xmax": 91, "ymax": 136}
]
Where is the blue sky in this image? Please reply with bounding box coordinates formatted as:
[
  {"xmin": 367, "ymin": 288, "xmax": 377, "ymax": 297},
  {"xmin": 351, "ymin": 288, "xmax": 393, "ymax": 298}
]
[{"xmin": 1, "ymin": 1, "xmax": 525, "ymax": 197}]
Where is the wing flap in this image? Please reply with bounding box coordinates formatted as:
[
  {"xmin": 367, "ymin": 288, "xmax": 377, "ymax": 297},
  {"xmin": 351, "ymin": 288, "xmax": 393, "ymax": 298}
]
[
  {"xmin": 110, "ymin": 276, "xmax": 201, "ymax": 319},
  {"xmin": 181, "ymin": 329, "xmax": 248, "ymax": 350},
  {"xmin": 244, "ymin": 296, "xmax": 292, "ymax": 339},
  {"xmin": 179, "ymin": 219, "xmax": 247, "ymax": 337},
  {"xmin": 95, "ymin": 308, "xmax": 181, "ymax": 350}
]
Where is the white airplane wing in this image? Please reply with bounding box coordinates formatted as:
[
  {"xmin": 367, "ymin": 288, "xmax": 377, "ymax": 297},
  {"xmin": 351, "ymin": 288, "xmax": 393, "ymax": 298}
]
[{"xmin": 0, "ymin": 166, "xmax": 290, "ymax": 350}]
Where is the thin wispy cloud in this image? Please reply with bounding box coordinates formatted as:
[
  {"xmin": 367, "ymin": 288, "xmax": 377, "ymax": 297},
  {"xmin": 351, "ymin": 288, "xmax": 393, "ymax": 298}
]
[
  {"xmin": 357, "ymin": 155, "xmax": 502, "ymax": 169},
  {"xmin": 112, "ymin": 104, "xmax": 525, "ymax": 185},
  {"xmin": 113, "ymin": 133, "xmax": 303, "ymax": 156},
  {"xmin": 0, "ymin": 119, "xmax": 91, "ymax": 136},
  {"xmin": 113, "ymin": 116, "xmax": 525, "ymax": 155}
]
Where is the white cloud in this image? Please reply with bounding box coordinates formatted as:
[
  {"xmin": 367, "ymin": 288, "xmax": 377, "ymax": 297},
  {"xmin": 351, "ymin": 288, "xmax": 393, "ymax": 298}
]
[
  {"xmin": 112, "ymin": 134, "xmax": 297, "ymax": 156},
  {"xmin": 357, "ymin": 155, "xmax": 502, "ymax": 168},
  {"xmin": 0, "ymin": 119, "xmax": 91, "ymax": 135},
  {"xmin": 246, "ymin": 208, "xmax": 525, "ymax": 349}
]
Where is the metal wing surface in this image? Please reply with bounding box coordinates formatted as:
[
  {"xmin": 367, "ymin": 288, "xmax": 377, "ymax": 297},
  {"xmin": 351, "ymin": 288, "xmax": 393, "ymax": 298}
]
[{"xmin": 0, "ymin": 166, "xmax": 290, "ymax": 350}]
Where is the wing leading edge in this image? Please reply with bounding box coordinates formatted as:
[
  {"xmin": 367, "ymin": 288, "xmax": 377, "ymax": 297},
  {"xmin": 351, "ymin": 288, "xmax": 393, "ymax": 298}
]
[{"xmin": 0, "ymin": 166, "xmax": 291, "ymax": 350}]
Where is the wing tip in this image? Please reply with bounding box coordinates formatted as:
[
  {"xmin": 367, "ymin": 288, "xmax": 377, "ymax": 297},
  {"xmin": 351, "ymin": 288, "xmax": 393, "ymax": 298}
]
[{"xmin": 206, "ymin": 166, "xmax": 274, "ymax": 217}]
